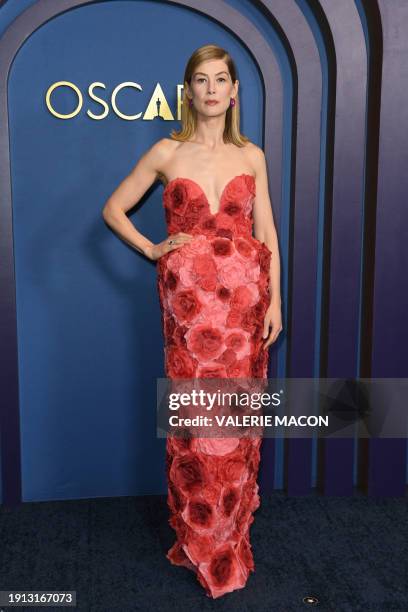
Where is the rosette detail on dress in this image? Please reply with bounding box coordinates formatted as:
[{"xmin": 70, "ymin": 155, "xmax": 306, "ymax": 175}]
[{"xmin": 157, "ymin": 174, "xmax": 272, "ymax": 598}]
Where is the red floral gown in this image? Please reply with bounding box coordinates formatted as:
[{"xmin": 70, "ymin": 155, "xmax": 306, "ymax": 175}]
[{"xmin": 156, "ymin": 173, "xmax": 272, "ymax": 598}]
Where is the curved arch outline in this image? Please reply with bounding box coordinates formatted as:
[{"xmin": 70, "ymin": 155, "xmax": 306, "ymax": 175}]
[{"xmin": 0, "ymin": 0, "xmax": 286, "ymax": 507}]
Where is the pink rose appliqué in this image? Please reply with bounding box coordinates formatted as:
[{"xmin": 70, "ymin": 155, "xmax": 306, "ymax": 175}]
[
  {"xmin": 186, "ymin": 323, "xmax": 225, "ymax": 361},
  {"xmin": 216, "ymin": 255, "xmax": 247, "ymax": 290}
]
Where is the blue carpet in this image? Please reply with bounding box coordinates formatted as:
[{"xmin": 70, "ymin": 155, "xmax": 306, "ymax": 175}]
[{"xmin": 0, "ymin": 491, "xmax": 407, "ymax": 611}]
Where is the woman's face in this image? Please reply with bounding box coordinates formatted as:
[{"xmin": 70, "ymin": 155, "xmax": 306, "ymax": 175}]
[{"xmin": 187, "ymin": 59, "xmax": 238, "ymax": 116}]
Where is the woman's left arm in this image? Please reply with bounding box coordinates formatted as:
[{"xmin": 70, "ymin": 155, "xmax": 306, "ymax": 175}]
[{"xmin": 251, "ymin": 145, "xmax": 283, "ymax": 349}]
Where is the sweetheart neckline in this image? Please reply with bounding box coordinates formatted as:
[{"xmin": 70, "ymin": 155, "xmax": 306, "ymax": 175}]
[{"xmin": 162, "ymin": 173, "xmax": 255, "ymax": 217}]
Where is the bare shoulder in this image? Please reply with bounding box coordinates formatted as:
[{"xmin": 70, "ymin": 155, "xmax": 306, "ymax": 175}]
[
  {"xmin": 243, "ymin": 141, "xmax": 265, "ymax": 165},
  {"xmin": 241, "ymin": 142, "xmax": 266, "ymax": 180},
  {"xmin": 138, "ymin": 137, "xmax": 179, "ymax": 182},
  {"xmin": 145, "ymin": 137, "xmax": 177, "ymax": 163}
]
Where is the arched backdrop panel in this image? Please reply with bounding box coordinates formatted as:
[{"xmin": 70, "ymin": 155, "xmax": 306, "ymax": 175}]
[{"xmin": 0, "ymin": 0, "xmax": 406, "ymax": 505}]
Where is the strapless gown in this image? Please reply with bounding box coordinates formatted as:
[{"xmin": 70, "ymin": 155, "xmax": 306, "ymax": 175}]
[{"xmin": 156, "ymin": 173, "xmax": 272, "ymax": 598}]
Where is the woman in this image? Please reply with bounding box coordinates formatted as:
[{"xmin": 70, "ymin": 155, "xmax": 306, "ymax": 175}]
[{"xmin": 102, "ymin": 44, "xmax": 282, "ymax": 598}]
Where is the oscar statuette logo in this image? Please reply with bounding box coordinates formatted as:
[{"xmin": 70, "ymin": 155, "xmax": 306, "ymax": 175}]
[{"xmin": 45, "ymin": 80, "xmax": 181, "ymax": 121}]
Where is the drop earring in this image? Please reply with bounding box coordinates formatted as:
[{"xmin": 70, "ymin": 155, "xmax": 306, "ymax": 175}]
[{"xmin": 230, "ymin": 98, "xmax": 236, "ymax": 107}]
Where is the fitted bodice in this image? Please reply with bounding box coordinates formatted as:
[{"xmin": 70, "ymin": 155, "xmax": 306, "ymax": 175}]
[{"xmin": 162, "ymin": 173, "xmax": 256, "ymax": 239}]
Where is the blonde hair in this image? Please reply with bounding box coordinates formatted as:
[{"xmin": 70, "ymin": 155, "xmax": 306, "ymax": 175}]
[{"xmin": 170, "ymin": 44, "xmax": 250, "ymax": 147}]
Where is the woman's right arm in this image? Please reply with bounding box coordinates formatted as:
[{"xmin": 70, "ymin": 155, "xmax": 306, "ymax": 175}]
[{"xmin": 102, "ymin": 139, "xmax": 191, "ymax": 260}]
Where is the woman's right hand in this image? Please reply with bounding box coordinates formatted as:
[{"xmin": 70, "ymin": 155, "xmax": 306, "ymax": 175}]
[{"xmin": 145, "ymin": 232, "xmax": 194, "ymax": 261}]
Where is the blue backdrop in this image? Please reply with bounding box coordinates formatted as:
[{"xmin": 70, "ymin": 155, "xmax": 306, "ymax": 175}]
[
  {"xmin": 0, "ymin": 0, "xmax": 407, "ymax": 505},
  {"xmin": 1, "ymin": 0, "xmax": 263, "ymax": 501}
]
